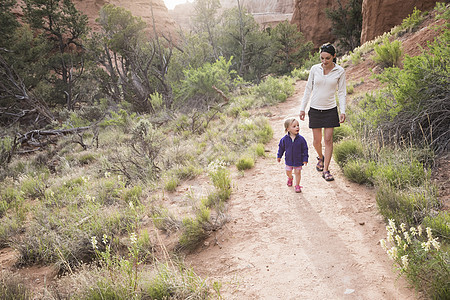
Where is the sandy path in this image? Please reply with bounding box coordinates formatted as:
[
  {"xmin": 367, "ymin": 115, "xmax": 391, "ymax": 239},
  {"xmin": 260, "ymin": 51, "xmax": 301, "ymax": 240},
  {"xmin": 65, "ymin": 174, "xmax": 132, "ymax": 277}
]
[{"xmin": 186, "ymin": 81, "xmax": 416, "ymax": 299}]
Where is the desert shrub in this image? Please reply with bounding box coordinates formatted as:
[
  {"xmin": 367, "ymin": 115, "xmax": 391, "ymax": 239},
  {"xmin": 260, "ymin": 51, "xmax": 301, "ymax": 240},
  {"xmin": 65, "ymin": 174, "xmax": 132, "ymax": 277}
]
[
  {"xmin": 251, "ymin": 75, "xmax": 295, "ymax": 105},
  {"xmin": 254, "ymin": 143, "xmax": 265, "ymax": 157},
  {"xmin": 371, "ymin": 32, "xmax": 450, "ymax": 154},
  {"xmin": 122, "ymin": 185, "xmax": 142, "ymax": 207},
  {"xmin": 177, "ymin": 217, "xmax": 208, "ymax": 252},
  {"xmin": 376, "ymin": 183, "xmax": 440, "ymax": 226},
  {"xmin": 78, "ymin": 153, "xmax": 96, "ymax": 165},
  {"xmin": 380, "ymin": 220, "xmax": 449, "ymax": 299},
  {"xmin": 400, "ymin": 7, "xmax": 424, "ymax": 32},
  {"xmin": 333, "ymin": 125, "xmax": 353, "ymax": 142},
  {"xmin": 252, "ymin": 117, "xmax": 273, "ymax": 144},
  {"xmin": 164, "ymin": 176, "xmax": 179, "ymax": 192},
  {"xmin": 236, "ymin": 155, "xmax": 254, "ymax": 171},
  {"xmin": 0, "ymin": 187, "xmax": 24, "ymax": 218},
  {"xmin": 291, "ymin": 68, "xmax": 309, "ymax": 80},
  {"xmin": 373, "ymin": 159, "xmax": 428, "ymax": 189},
  {"xmin": 0, "ymin": 136, "xmax": 14, "ymax": 171},
  {"xmin": 206, "ymin": 160, "xmax": 232, "ymax": 209},
  {"xmin": 13, "ymin": 202, "xmax": 134, "ymax": 272},
  {"xmin": 0, "ymin": 216, "xmax": 22, "ymax": 247},
  {"xmin": 373, "ymin": 36, "xmax": 403, "ymax": 68},
  {"xmin": 0, "ymin": 274, "xmax": 30, "ymax": 300},
  {"xmin": 150, "ymin": 206, "xmax": 181, "ymax": 233},
  {"xmin": 142, "ymin": 263, "xmax": 210, "ymax": 299},
  {"xmin": 19, "ymin": 172, "xmax": 48, "ymax": 199},
  {"xmin": 333, "ymin": 139, "xmax": 364, "ymax": 166},
  {"xmin": 342, "ymin": 159, "xmax": 376, "ymax": 185},
  {"xmin": 346, "ymin": 82, "xmax": 354, "ymax": 94},
  {"xmin": 422, "ymin": 212, "xmax": 450, "ymax": 243},
  {"xmin": 173, "ymin": 56, "xmax": 238, "ymax": 110}
]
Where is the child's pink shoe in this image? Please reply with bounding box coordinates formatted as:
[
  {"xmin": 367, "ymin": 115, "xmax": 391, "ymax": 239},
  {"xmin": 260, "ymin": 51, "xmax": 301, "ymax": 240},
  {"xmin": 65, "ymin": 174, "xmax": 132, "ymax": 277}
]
[
  {"xmin": 295, "ymin": 185, "xmax": 302, "ymax": 193},
  {"xmin": 287, "ymin": 177, "xmax": 293, "ymax": 186}
]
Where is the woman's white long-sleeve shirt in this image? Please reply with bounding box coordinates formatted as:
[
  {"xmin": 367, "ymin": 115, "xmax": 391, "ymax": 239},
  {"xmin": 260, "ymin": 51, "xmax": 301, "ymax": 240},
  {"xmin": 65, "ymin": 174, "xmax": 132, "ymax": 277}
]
[{"xmin": 300, "ymin": 63, "xmax": 346, "ymax": 114}]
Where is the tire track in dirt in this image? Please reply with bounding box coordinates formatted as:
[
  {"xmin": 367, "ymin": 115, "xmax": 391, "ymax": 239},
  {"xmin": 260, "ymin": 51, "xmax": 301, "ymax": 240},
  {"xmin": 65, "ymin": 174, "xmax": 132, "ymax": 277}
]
[{"xmin": 186, "ymin": 81, "xmax": 416, "ymax": 299}]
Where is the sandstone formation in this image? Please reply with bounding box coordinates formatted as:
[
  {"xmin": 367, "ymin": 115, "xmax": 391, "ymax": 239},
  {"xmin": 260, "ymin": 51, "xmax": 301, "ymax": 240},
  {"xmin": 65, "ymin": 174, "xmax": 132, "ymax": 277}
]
[
  {"xmin": 360, "ymin": 0, "xmax": 441, "ymax": 43},
  {"xmin": 291, "ymin": 0, "xmax": 340, "ymax": 48},
  {"xmin": 72, "ymin": 0, "xmax": 180, "ymax": 41},
  {"xmin": 291, "ymin": 0, "xmax": 442, "ymax": 50}
]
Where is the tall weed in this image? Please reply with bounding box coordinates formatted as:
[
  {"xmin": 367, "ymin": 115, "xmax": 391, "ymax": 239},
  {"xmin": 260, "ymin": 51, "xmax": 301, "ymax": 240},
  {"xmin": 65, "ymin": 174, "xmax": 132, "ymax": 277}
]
[{"xmin": 373, "ymin": 36, "xmax": 403, "ymax": 67}]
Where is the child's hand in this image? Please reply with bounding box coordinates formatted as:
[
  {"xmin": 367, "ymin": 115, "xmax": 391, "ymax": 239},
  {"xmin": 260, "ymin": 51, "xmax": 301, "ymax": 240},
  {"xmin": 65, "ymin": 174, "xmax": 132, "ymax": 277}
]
[
  {"xmin": 303, "ymin": 162, "xmax": 308, "ymax": 166},
  {"xmin": 277, "ymin": 158, "xmax": 281, "ymax": 163}
]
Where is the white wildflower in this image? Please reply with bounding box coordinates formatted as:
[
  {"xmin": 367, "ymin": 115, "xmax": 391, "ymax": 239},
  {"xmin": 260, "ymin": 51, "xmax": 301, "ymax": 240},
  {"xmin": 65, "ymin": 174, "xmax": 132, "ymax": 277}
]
[
  {"xmin": 388, "ymin": 219, "xmax": 397, "ymax": 232},
  {"xmin": 104, "ymin": 171, "xmax": 111, "ymax": 178},
  {"xmin": 403, "ymin": 231, "xmax": 411, "ymax": 244},
  {"xmin": 426, "ymin": 227, "xmax": 432, "ymax": 240},
  {"xmin": 410, "ymin": 227, "xmax": 417, "ymax": 236},
  {"xmin": 431, "ymin": 238, "xmax": 440, "ymax": 251},
  {"xmin": 91, "ymin": 236, "xmax": 98, "ymax": 250},
  {"xmin": 421, "ymin": 241, "xmax": 431, "ymax": 252},
  {"xmin": 82, "ymin": 176, "xmax": 89, "ymax": 184},
  {"xmin": 380, "ymin": 239, "xmax": 388, "ymax": 251},
  {"xmin": 400, "ymin": 223, "xmax": 406, "ymax": 232},
  {"xmin": 395, "ymin": 235, "xmax": 402, "ymax": 246},
  {"xmin": 417, "ymin": 225, "xmax": 423, "ymax": 236},
  {"xmin": 403, "ymin": 243, "xmax": 408, "ymax": 251},
  {"xmin": 129, "ymin": 201, "xmax": 134, "ymax": 210},
  {"xmin": 387, "ymin": 230, "xmax": 394, "ymax": 242},
  {"xmin": 130, "ymin": 232, "xmax": 137, "ymax": 245},
  {"xmin": 102, "ymin": 234, "xmax": 108, "ymax": 245},
  {"xmin": 387, "ymin": 246, "xmax": 398, "ymax": 260},
  {"xmin": 401, "ymin": 255, "xmax": 409, "ymax": 269}
]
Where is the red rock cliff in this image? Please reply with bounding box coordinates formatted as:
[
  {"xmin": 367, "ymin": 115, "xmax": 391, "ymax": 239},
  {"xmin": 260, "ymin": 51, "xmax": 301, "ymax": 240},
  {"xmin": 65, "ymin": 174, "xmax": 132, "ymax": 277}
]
[
  {"xmin": 292, "ymin": 0, "xmax": 441, "ymax": 49},
  {"xmin": 291, "ymin": 0, "xmax": 341, "ymax": 48},
  {"xmin": 361, "ymin": 0, "xmax": 440, "ymax": 43},
  {"xmin": 72, "ymin": 0, "xmax": 180, "ymax": 41}
]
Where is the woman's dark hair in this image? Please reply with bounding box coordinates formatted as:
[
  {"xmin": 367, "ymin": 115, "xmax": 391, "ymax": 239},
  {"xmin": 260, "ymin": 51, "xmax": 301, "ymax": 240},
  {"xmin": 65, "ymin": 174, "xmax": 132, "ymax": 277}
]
[{"xmin": 320, "ymin": 43, "xmax": 337, "ymax": 63}]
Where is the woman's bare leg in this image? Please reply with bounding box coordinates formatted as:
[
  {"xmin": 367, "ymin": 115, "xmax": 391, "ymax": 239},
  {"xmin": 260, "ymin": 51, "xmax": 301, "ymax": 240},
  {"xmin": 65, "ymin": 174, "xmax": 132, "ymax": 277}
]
[
  {"xmin": 323, "ymin": 127, "xmax": 334, "ymax": 172},
  {"xmin": 312, "ymin": 128, "xmax": 323, "ymax": 160}
]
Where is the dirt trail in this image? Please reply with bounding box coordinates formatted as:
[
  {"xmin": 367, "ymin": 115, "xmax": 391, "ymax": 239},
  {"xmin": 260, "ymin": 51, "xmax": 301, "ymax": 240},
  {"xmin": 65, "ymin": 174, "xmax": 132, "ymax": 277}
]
[{"xmin": 186, "ymin": 81, "xmax": 416, "ymax": 299}]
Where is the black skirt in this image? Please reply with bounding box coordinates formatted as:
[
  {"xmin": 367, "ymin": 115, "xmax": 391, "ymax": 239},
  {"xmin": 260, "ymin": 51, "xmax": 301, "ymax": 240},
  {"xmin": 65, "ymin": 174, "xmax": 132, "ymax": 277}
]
[{"xmin": 308, "ymin": 107, "xmax": 340, "ymax": 128}]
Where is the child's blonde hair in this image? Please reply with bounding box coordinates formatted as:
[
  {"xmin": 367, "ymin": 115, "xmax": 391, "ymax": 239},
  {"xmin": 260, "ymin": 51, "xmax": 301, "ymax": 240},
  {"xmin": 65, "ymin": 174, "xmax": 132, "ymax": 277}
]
[{"xmin": 284, "ymin": 118, "xmax": 298, "ymax": 132}]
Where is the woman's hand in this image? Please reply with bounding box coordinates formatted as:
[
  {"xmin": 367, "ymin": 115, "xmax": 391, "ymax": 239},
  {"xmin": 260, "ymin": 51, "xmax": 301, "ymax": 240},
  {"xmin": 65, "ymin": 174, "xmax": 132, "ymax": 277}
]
[
  {"xmin": 339, "ymin": 113, "xmax": 346, "ymax": 123},
  {"xmin": 299, "ymin": 111, "xmax": 306, "ymax": 121}
]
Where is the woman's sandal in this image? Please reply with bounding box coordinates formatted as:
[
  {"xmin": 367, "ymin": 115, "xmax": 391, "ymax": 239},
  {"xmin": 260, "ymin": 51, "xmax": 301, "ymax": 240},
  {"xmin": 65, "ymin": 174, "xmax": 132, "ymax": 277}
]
[
  {"xmin": 322, "ymin": 170, "xmax": 335, "ymax": 181},
  {"xmin": 316, "ymin": 156, "xmax": 324, "ymax": 171}
]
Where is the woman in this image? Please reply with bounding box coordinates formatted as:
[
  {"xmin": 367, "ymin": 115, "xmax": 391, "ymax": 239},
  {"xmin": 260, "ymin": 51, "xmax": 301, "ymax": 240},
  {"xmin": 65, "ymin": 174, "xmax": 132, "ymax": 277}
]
[{"xmin": 299, "ymin": 43, "xmax": 346, "ymax": 181}]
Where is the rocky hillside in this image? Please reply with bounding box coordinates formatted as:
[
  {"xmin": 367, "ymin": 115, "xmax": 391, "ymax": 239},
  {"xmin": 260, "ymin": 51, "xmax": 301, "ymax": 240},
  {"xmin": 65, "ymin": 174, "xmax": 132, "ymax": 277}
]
[{"xmin": 291, "ymin": 0, "xmax": 441, "ymax": 48}]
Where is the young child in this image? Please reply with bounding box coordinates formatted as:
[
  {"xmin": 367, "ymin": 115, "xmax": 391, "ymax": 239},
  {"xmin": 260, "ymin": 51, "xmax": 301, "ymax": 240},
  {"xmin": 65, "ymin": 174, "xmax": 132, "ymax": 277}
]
[{"xmin": 277, "ymin": 118, "xmax": 308, "ymax": 193}]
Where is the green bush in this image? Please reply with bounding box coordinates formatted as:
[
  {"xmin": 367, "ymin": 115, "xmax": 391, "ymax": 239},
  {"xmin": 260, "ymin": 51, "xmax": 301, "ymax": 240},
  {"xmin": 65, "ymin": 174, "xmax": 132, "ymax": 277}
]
[
  {"xmin": 373, "ymin": 159, "xmax": 428, "ymax": 189},
  {"xmin": 422, "ymin": 212, "xmax": 450, "ymax": 243},
  {"xmin": 236, "ymin": 155, "xmax": 255, "ymax": 170},
  {"xmin": 0, "ymin": 275, "xmax": 30, "ymax": 300},
  {"xmin": 376, "ymin": 183, "xmax": 440, "ymax": 226},
  {"xmin": 333, "ymin": 125, "xmax": 353, "ymax": 142},
  {"xmin": 342, "ymin": 159, "xmax": 376, "ymax": 185},
  {"xmin": 254, "ymin": 143, "xmax": 265, "ymax": 157},
  {"xmin": 177, "ymin": 217, "xmax": 207, "ymax": 251},
  {"xmin": 333, "ymin": 139, "xmax": 364, "ymax": 166},
  {"xmin": 291, "ymin": 68, "xmax": 309, "ymax": 80},
  {"xmin": 373, "ymin": 36, "xmax": 403, "ymax": 67},
  {"xmin": 400, "ymin": 7, "xmax": 424, "ymax": 32},
  {"xmin": 252, "ymin": 76, "xmax": 295, "ymax": 105},
  {"xmin": 164, "ymin": 176, "xmax": 179, "ymax": 192}
]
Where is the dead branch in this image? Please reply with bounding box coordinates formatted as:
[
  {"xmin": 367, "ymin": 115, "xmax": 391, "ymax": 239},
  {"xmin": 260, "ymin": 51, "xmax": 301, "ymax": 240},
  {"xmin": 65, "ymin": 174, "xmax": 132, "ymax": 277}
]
[{"xmin": 212, "ymin": 85, "xmax": 229, "ymax": 103}]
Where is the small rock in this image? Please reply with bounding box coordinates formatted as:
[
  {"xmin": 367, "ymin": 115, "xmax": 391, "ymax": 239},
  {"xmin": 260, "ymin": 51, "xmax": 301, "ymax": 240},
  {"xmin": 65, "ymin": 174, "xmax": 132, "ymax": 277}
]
[{"xmin": 359, "ymin": 222, "xmax": 365, "ymax": 225}]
